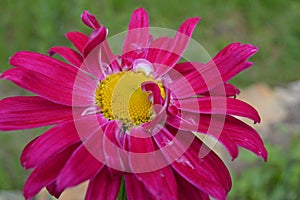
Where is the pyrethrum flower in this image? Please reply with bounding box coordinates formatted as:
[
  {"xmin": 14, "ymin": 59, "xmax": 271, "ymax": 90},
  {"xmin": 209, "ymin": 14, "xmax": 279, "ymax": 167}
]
[{"xmin": 0, "ymin": 8, "xmax": 267, "ymax": 200}]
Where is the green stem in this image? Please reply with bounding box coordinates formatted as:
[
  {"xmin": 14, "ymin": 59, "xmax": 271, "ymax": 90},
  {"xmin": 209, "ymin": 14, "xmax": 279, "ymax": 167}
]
[{"xmin": 117, "ymin": 176, "xmax": 127, "ymax": 200}]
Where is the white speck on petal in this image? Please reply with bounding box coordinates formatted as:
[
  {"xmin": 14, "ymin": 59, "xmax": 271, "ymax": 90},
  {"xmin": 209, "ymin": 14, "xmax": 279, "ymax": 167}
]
[
  {"xmin": 81, "ymin": 106, "xmax": 99, "ymax": 116},
  {"xmin": 132, "ymin": 58, "xmax": 153, "ymax": 76}
]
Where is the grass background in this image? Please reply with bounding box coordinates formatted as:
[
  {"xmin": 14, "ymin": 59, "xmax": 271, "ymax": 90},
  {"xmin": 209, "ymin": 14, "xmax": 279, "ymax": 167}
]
[{"xmin": 0, "ymin": 0, "xmax": 299, "ymax": 199}]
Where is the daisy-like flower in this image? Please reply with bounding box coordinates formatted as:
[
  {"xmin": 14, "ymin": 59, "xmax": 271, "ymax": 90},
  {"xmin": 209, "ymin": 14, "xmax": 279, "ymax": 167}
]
[{"xmin": 0, "ymin": 8, "xmax": 267, "ymax": 200}]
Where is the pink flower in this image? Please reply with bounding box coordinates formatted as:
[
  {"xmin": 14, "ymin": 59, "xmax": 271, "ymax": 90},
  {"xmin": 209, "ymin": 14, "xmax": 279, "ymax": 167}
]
[{"xmin": 0, "ymin": 8, "xmax": 267, "ymax": 200}]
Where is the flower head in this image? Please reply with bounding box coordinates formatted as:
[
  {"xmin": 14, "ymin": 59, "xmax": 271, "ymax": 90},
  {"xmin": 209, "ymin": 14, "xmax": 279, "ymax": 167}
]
[{"xmin": 0, "ymin": 8, "xmax": 267, "ymax": 200}]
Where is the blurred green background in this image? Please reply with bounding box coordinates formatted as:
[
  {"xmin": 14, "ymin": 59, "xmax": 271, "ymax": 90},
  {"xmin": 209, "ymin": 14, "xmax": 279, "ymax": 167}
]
[{"xmin": 0, "ymin": 0, "xmax": 299, "ymax": 199}]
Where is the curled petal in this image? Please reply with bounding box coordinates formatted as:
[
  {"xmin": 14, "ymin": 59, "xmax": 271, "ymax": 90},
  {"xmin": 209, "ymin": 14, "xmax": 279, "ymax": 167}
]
[
  {"xmin": 141, "ymin": 81, "xmax": 164, "ymax": 105},
  {"xmin": 81, "ymin": 10, "xmax": 100, "ymax": 29},
  {"xmin": 83, "ymin": 26, "xmax": 107, "ymax": 58}
]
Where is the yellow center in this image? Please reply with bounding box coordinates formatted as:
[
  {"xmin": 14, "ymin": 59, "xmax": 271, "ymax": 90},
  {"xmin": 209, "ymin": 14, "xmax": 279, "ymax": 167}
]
[{"xmin": 95, "ymin": 71, "xmax": 165, "ymax": 127}]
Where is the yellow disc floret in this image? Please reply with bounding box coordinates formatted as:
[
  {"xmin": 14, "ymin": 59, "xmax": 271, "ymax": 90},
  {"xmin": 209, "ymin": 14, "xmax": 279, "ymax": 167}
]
[{"xmin": 95, "ymin": 71, "xmax": 165, "ymax": 127}]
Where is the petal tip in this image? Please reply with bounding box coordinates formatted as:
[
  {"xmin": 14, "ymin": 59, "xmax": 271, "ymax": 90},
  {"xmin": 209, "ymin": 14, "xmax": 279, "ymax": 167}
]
[{"xmin": 81, "ymin": 10, "xmax": 100, "ymax": 29}]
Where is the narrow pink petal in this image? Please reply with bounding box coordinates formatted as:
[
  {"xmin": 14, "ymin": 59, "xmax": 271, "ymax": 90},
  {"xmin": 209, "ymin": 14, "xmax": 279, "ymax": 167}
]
[
  {"xmin": 154, "ymin": 127, "xmax": 231, "ymax": 199},
  {"xmin": 147, "ymin": 18, "xmax": 200, "ymax": 77},
  {"xmin": 9, "ymin": 51, "xmax": 77, "ymax": 76},
  {"xmin": 170, "ymin": 62, "xmax": 240, "ymax": 97},
  {"xmin": 167, "ymin": 112, "xmax": 267, "ymax": 161},
  {"xmin": 176, "ymin": 96, "xmax": 261, "ymax": 123},
  {"xmin": 128, "ymin": 8, "xmax": 149, "ymax": 30},
  {"xmin": 166, "ymin": 111, "xmax": 239, "ymax": 159},
  {"xmin": 170, "ymin": 62, "xmax": 204, "ymax": 79},
  {"xmin": 0, "ymin": 96, "xmax": 75, "ymax": 131},
  {"xmin": 23, "ymin": 144, "xmax": 79, "ymax": 200},
  {"xmin": 1, "ymin": 67, "xmax": 95, "ymax": 106},
  {"xmin": 83, "ymin": 26, "xmax": 107, "ymax": 58},
  {"xmin": 124, "ymin": 129, "xmax": 178, "ymax": 199},
  {"xmin": 169, "ymin": 43, "xmax": 257, "ymax": 98},
  {"xmin": 21, "ymin": 115, "xmax": 107, "ymax": 169},
  {"xmin": 124, "ymin": 128, "xmax": 166, "ymax": 173},
  {"xmin": 86, "ymin": 166, "xmax": 122, "ymax": 200},
  {"xmin": 201, "ymin": 83, "xmax": 240, "ymax": 97},
  {"xmin": 146, "ymin": 37, "xmax": 172, "ymax": 67},
  {"xmin": 175, "ymin": 172, "xmax": 210, "ymax": 200},
  {"xmin": 101, "ymin": 40, "xmax": 121, "ymax": 73},
  {"xmin": 212, "ymin": 43, "xmax": 258, "ymax": 82},
  {"xmin": 103, "ymin": 122, "xmax": 129, "ymax": 171},
  {"xmin": 3, "ymin": 51, "xmax": 96, "ymax": 106},
  {"xmin": 65, "ymin": 32, "xmax": 89, "ymax": 53},
  {"xmin": 122, "ymin": 8, "xmax": 150, "ymax": 68},
  {"xmin": 48, "ymin": 46, "xmax": 83, "ymax": 67},
  {"xmin": 56, "ymin": 128, "xmax": 104, "ymax": 192},
  {"xmin": 133, "ymin": 167, "xmax": 178, "ymax": 199},
  {"xmin": 125, "ymin": 127, "xmax": 155, "ymax": 153},
  {"xmin": 79, "ymin": 38, "xmax": 120, "ymax": 81},
  {"xmin": 124, "ymin": 173, "xmax": 154, "ymax": 200},
  {"xmin": 1, "ymin": 68, "xmax": 74, "ymax": 106},
  {"xmin": 221, "ymin": 115, "xmax": 268, "ymax": 161},
  {"xmin": 81, "ymin": 10, "xmax": 100, "ymax": 29},
  {"xmin": 169, "ymin": 62, "xmax": 223, "ymax": 98}
]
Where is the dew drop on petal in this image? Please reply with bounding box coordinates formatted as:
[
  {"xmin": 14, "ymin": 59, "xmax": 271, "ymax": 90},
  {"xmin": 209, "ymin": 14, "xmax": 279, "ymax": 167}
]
[{"xmin": 176, "ymin": 156, "xmax": 195, "ymax": 169}]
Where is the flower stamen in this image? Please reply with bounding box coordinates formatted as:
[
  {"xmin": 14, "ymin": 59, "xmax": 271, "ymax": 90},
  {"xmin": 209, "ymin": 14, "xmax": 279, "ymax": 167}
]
[{"xmin": 95, "ymin": 71, "xmax": 165, "ymax": 127}]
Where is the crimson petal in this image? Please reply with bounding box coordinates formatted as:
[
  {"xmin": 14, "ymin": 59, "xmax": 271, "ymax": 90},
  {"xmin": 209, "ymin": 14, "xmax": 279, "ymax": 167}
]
[
  {"xmin": 23, "ymin": 144, "xmax": 79, "ymax": 200},
  {"xmin": 122, "ymin": 8, "xmax": 150, "ymax": 68},
  {"xmin": 124, "ymin": 173, "xmax": 154, "ymax": 200},
  {"xmin": 56, "ymin": 127, "xmax": 105, "ymax": 192},
  {"xmin": 175, "ymin": 171, "xmax": 210, "ymax": 200},
  {"xmin": 213, "ymin": 43, "xmax": 257, "ymax": 82},
  {"xmin": 48, "ymin": 46, "xmax": 83, "ymax": 67},
  {"xmin": 85, "ymin": 166, "xmax": 122, "ymax": 200},
  {"xmin": 21, "ymin": 116, "xmax": 107, "ymax": 169},
  {"xmin": 83, "ymin": 26, "xmax": 107, "ymax": 58},
  {"xmin": 154, "ymin": 127, "xmax": 231, "ymax": 199},
  {"xmin": 3, "ymin": 51, "xmax": 96, "ymax": 106},
  {"xmin": 0, "ymin": 96, "xmax": 74, "ymax": 131},
  {"xmin": 167, "ymin": 112, "xmax": 267, "ymax": 161},
  {"xmin": 125, "ymin": 128, "xmax": 178, "ymax": 199},
  {"xmin": 65, "ymin": 32, "xmax": 89, "ymax": 53},
  {"xmin": 147, "ymin": 18, "xmax": 200, "ymax": 78},
  {"xmin": 176, "ymin": 96, "xmax": 261, "ymax": 123},
  {"xmin": 103, "ymin": 122, "xmax": 129, "ymax": 171},
  {"xmin": 81, "ymin": 10, "xmax": 100, "ymax": 29}
]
